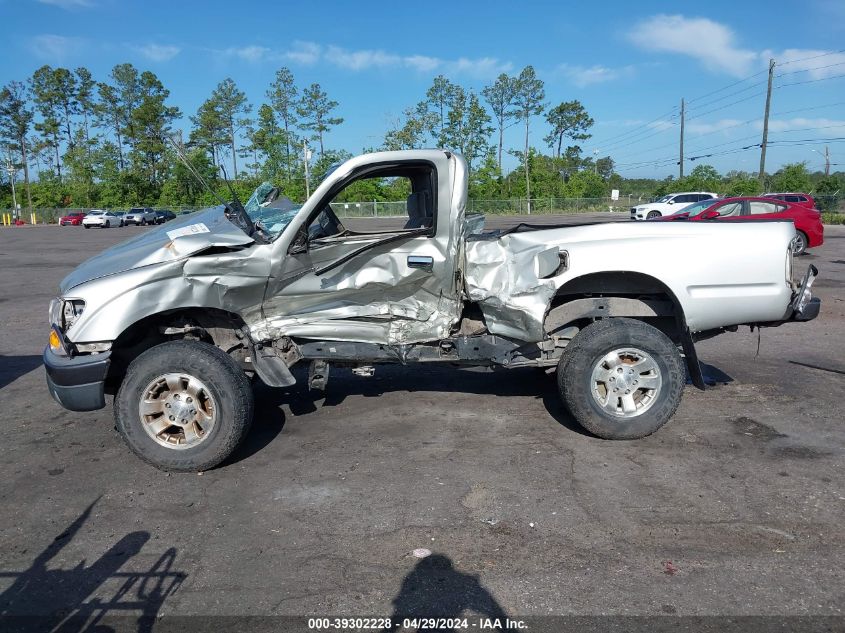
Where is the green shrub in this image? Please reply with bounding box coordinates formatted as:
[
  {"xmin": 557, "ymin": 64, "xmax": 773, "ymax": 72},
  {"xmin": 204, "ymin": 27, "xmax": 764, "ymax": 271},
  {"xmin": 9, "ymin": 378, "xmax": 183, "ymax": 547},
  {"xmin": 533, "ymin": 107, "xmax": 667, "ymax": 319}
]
[{"xmin": 821, "ymin": 212, "xmax": 845, "ymax": 225}]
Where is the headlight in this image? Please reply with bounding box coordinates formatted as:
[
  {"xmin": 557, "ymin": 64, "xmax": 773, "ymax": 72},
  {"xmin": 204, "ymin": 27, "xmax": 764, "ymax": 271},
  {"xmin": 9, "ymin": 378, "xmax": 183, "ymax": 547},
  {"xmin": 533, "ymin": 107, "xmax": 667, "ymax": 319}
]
[
  {"xmin": 50, "ymin": 298, "xmax": 86, "ymax": 329},
  {"xmin": 62, "ymin": 299, "xmax": 86, "ymax": 329},
  {"xmin": 49, "ymin": 298, "xmax": 62, "ymax": 326}
]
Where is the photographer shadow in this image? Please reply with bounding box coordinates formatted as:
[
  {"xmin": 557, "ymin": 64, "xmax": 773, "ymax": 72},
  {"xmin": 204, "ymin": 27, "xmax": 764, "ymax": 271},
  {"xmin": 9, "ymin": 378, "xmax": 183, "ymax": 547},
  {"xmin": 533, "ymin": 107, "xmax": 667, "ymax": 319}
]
[{"xmin": 383, "ymin": 553, "xmax": 508, "ymax": 632}]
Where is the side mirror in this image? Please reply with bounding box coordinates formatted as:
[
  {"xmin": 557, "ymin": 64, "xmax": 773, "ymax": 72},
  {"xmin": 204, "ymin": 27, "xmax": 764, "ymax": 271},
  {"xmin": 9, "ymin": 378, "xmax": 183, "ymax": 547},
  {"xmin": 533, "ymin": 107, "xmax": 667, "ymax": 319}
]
[
  {"xmin": 700, "ymin": 210, "xmax": 720, "ymax": 220},
  {"xmin": 667, "ymin": 199, "xmax": 674, "ymax": 205}
]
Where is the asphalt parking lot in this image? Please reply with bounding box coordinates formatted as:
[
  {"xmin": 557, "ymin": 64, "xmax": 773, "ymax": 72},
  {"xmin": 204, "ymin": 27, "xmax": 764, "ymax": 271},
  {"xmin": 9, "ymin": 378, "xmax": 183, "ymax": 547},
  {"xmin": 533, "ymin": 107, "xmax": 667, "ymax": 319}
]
[{"xmin": 0, "ymin": 218, "xmax": 843, "ymax": 630}]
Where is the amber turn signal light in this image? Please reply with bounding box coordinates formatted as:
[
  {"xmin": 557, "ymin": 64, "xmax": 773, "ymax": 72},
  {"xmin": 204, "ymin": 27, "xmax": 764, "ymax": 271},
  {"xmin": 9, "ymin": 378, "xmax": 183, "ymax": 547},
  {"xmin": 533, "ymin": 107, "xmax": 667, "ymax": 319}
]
[{"xmin": 49, "ymin": 329, "xmax": 62, "ymax": 353}]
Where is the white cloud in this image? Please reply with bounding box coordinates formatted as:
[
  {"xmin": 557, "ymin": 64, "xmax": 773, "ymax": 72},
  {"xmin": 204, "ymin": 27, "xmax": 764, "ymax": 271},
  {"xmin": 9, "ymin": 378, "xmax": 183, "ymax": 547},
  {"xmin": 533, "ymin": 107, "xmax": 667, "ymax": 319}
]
[
  {"xmin": 629, "ymin": 15, "xmax": 845, "ymax": 82},
  {"xmin": 765, "ymin": 117, "xmax": 845, "ymax": 133},
  {"xmin": 324, "ymin": 46, "xmax": 401, "ymax": 71},
  {"xmin": 36, "ymin": 0, "xmax": 94, "ymax": 9},
  {"xmin": 405, "ymin": 55, "xmax": 440, "ymax": 73},
  {"xmin": 136, "ymin": 44, "xmax": 180, "ymax": 62},
  {"xmin": 629, "ymin": 14, "xmax": 757, "ymax": 77},
  {"xmin": 225, "ymin": 45, "xmax": 271, "ymax": 63},
  {"xmin": 29, "ymin": 34, "xmax": 85, "ymax": 62},
  {"xmin": 215, "ymin": 41, "xmax": 508, "ymax": 77},
  {"xmin": 321, "ymin": 45, "xmax": 510, "ymax": 77},
  {"xmin": 283, "ymin": 41, "xmax": 321, "ymax": 65},
  {"xmin": 557, "ymin": 63, "xmax": 633, "ymax": 87},
  {"xmin": 445, "ymin": 56, "xmax": 512, "ymax": 78}
]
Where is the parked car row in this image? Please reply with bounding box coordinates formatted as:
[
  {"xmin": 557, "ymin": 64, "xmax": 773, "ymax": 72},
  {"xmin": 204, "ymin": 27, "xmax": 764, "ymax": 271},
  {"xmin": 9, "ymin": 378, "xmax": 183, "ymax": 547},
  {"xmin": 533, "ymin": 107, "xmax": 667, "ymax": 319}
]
[
  {"xmin": 59, "ymin": 208, "xmax": 178, "ymax": 228},
  {"xmin": 651, "ymin": 195, "xmax": 824, "ymax": 255}
]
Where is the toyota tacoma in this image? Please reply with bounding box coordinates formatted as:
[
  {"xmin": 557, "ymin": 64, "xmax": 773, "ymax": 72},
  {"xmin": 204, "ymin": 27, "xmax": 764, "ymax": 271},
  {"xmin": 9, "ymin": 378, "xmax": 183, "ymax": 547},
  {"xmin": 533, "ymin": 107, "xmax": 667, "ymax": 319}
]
[{"xmin": 44, "ymin": 150, "xmax": 820, "ymax": 471}]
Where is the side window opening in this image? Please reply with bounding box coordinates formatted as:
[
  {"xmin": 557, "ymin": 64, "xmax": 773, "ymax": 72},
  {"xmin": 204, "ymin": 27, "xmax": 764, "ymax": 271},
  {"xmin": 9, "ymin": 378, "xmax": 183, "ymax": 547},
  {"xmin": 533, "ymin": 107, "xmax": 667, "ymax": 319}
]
[
  {"xmin": 716, "ymin": 202, "xmax": 742, "ymax": 217},
  {"xmin": 749, "ymin": 201, "xmax": 780, "ymax": 215},
  {"xmin": 308, "ymin": 163, "xmax": 437, "ymax": 240}
]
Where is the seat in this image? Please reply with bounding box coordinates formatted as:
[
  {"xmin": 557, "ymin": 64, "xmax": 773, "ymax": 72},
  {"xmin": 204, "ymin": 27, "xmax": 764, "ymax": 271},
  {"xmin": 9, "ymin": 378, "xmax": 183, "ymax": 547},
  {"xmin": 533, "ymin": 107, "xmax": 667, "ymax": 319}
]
[{"xmin": 404, "ymin": 191, "xmax": 433, "ymax": 229}]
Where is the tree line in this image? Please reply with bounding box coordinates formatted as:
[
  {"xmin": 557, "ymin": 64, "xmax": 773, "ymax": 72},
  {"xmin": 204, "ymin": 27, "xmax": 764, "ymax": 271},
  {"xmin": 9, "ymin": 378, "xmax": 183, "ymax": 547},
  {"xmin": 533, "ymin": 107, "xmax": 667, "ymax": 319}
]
[{"xmin": 1, "ymin": 63, "xmax": 842, "ymax": 212}]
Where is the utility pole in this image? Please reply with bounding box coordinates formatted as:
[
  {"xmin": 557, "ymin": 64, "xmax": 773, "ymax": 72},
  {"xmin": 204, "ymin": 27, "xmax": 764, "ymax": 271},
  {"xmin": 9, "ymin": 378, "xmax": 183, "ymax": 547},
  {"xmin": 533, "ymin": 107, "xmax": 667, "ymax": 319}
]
[
  {"xmin": 759, "ymin": 58, "xmax": 776, "ymax": 189},
  {"xmin": 824, "ymin": 146, "xmax": 830, "ymax": 177},
  {"xmin": 303, "ymin": 140, "xmax": 312, "ymax": 199},
  {"xmin": 679, "ymin": 98, "xmax": 685, "ymax": 179},
  {"xmin": 5, "ymin": 155, "xmax": 17, "ymax": 217}
]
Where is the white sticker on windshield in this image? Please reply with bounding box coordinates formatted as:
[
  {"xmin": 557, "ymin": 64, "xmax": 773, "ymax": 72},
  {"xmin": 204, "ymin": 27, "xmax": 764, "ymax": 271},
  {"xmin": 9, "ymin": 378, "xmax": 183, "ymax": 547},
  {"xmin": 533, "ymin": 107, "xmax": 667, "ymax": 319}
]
[{"xmin": 167, "ymin": 223, "xmax": 210, "ymax": 240}]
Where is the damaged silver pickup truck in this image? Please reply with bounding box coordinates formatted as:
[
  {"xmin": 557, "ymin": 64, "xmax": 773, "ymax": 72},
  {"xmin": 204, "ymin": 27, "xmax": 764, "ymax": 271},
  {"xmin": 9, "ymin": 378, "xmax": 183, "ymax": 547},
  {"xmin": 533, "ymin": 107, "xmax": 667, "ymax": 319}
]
[{"xmin": 45, "ymin": 150, "xmax": 821, "ymax": 471}]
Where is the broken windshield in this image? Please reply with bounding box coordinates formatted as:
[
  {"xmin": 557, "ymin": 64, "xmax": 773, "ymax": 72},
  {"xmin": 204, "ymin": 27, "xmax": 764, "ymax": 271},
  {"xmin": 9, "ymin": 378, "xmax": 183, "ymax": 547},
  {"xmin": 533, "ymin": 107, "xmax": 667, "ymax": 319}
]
[{"xmin": 244, "ymin": 182, "xmax": 302, "ymax": 240}]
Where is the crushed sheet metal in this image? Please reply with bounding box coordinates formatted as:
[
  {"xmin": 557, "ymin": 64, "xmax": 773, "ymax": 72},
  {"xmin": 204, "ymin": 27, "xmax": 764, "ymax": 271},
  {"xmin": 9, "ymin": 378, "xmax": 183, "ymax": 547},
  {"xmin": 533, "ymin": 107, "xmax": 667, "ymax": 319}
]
[
  {"xmin": 166, "ymin": 222, "xmax": 211, "ymax": 240},
  {"xmin": 60, "ymin": 206, "xmax": 254, "ymax": 293},
  {"xmin": 254, "ymin": 151, "xmax": 467, "ymax": 346},
  {"xmin": 66, "ymin": 246, "xmax": 270, "ymax": 343},
  {"xmin": 464, "ymin": 233, "xmax": 558, "ymax": 342}
]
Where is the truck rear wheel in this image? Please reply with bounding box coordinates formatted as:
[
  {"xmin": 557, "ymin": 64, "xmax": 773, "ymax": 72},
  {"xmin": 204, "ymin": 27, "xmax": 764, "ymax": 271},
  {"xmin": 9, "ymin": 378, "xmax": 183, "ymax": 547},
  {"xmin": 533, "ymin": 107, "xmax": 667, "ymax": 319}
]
[
  {"xmin": 114, "ymin": 340, "xmax": 253, "ymax": 472},
  {"xmin": 557, "ymin": 318, "xmax": 684, "ymax": 439}
]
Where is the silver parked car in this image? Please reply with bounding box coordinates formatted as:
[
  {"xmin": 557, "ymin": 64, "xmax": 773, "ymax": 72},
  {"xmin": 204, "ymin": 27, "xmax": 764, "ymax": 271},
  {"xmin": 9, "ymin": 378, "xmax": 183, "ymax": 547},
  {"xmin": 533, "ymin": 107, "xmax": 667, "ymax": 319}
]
[
  {"xmin": 123, "ymin": 207, "xmax": 157, "ymax": 226},
  {"xmin": 44, "ymin": 150, "xmax": 820, "ymax": 472}
]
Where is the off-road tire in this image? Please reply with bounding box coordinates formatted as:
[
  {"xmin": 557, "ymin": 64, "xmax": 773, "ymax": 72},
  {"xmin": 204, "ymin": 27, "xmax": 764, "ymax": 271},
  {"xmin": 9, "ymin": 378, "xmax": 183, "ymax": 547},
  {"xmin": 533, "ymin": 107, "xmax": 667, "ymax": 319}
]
[
  {"xmin": 114, "ymin": 340, "xmax": 254, "ymax": 472},
  {"xmin": 557, "ymin": 318, "xmax": 684, "ymax": 439}
]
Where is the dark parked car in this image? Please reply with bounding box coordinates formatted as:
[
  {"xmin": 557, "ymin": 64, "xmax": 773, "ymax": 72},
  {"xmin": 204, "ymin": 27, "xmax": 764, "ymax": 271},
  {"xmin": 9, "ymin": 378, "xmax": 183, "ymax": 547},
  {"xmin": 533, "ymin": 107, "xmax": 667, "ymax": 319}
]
[
  {"xmin": 154, "ymin": 210, "xmax": 177, "ymax": 224},
  {"xmin": 654, "ymin": 196, "xmax": 824, "ymax": 255}
]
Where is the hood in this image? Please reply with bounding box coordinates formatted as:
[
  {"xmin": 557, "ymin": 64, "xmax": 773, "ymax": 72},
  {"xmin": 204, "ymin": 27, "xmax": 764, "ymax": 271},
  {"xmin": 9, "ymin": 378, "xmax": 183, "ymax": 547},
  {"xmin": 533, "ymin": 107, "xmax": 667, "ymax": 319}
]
[{"xmin": 60, "ymin": 206, "xmax": 254, "ymax": 293}]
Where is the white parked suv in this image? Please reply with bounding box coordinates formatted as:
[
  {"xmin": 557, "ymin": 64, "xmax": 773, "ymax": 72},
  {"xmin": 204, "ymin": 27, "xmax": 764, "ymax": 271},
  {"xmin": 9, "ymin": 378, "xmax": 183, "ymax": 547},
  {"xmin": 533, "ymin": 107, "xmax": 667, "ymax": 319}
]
[{"xmin": 630, "ymin": 192, "xmax": 719, "ymax": 220}]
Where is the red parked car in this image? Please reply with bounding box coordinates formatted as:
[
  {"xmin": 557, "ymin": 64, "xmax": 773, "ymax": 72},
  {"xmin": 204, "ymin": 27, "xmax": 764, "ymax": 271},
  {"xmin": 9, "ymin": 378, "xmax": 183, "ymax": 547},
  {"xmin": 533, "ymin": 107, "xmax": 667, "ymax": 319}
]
[
  {"xmin": 762, "ymin": 192, "xmax": 816, "ymax": 208},
  {"xmin": 653, "ymin": 196, "xmax": 824, "ymax": 255},
  {"xmin": 59, "ymin": 212, "xmax": 85, "ymax": 226}
]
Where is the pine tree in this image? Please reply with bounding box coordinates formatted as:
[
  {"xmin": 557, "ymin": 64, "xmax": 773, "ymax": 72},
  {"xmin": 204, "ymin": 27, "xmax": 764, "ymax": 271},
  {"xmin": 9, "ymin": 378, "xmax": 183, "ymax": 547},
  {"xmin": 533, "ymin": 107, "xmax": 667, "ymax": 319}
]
[
  {"xmin": 296, "ymin": 83, "xmax": 343, "ymax": 157},
  {"xmin": 0, "ymin": 81, "xmax": 34, "ymax": 212}
]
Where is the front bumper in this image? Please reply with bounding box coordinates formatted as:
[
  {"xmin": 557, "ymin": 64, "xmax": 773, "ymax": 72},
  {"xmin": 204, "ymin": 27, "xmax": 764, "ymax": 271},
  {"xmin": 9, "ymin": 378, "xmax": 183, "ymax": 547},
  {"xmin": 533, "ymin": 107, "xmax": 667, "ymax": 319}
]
[
  {"xmin": 44, "ymin": 346, "xmax": 111, "ymax": 411},
  {"xmin": 790, "ymin": 265, "xmax": 821, "ymax": 322}
]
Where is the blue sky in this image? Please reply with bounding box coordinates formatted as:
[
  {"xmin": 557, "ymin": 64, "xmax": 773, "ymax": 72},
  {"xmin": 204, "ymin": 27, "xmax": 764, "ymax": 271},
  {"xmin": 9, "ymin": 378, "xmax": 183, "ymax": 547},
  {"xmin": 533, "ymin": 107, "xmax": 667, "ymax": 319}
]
[{"xmin": 2, "ymin": 0, "xmax": 844, "ymax": 178}]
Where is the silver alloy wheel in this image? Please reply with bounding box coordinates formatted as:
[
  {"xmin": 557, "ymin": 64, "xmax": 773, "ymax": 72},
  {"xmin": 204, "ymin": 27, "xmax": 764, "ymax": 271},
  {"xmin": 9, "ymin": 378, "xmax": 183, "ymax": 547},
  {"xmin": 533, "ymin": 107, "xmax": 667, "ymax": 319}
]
[
  {"xmin": 138, "ymin": 372, "xmax": 217, "ymax": 449},
  {"xmin": 589, "ymin": 347, "xmax": 662, "ymax": 418},
  {"xmin": 791, "ymin": 232, "xmax": 807, "ymax": 255}
]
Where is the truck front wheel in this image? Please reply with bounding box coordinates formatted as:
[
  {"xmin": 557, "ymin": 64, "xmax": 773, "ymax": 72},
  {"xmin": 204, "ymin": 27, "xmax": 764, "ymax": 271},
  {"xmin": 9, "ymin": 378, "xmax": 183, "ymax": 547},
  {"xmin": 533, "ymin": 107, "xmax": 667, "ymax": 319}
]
[
  {"xmin": 557, "ymin": 318, "xmax": 684, "ymax": 439},
  {"xmin": 114, "ymin": 340, "xmax": 254, "ymax": 472}
]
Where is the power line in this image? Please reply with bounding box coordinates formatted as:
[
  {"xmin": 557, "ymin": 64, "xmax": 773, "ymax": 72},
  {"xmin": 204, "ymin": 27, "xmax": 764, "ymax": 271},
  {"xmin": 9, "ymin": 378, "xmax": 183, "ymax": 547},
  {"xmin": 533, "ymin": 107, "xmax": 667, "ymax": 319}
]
[
  {"xmin": 777, "ymin": 72, "xmax": 845, "ymax": 88},
  {"xmin": 772, "ymin": 100, "xmax": 845, "ymax": 116},
  {"xmin": 686, "ymin": 91, "xmax": 767, "ymax": 121},
  {"xmin": 588, "ymin": 108, "xmax": 679, "ymax": 148},
  {"xmin": 775, "ymin": 60, "xmax": 845, "ymax": 78},
  {"xmin": 685, "ymin": 79, "xmax": 768, "ymax": 114},
  {"xmin": 614, "ymin": 129, "xmax": 845, "ymax": 169},
  {"xmin": 777, "ymin": 49, "xmax": 845, "ymax": 66},
  {"xmin": 685, "ymin": 69, "xmax": 768, "ymax": 104}
]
